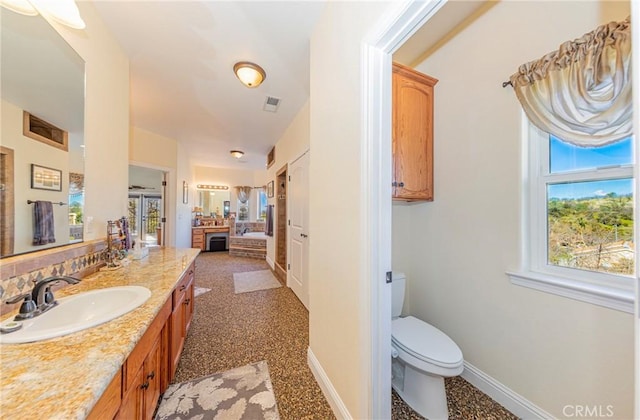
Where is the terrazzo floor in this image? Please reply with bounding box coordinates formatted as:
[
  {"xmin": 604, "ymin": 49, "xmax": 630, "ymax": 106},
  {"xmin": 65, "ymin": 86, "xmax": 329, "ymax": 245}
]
[{"xmin": 172, "ymin": 252, "xmax": 517, "ymax": 420}]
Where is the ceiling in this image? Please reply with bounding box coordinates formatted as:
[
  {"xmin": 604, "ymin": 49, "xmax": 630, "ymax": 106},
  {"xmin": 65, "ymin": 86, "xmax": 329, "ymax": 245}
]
[
  {"xmin": 91, "ymin": 1, "xmax": 487, "ymax": 171},
  {"xmin": 92, "ymin": 0, "xmax": 325, "ymax": 170}
]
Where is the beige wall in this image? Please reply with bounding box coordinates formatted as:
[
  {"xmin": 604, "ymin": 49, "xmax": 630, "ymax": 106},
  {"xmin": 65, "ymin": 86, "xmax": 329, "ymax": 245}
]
[
  {"xmin": 49, "ymin": 2, "xmax": 130, "ymax": 241},
  {"xmin": 309, "ymin": 2, "xmax": 391, "ymax": 417},
  {"xmin": 393, "ymin": 1, "xmax": 634, "ymax": 418},
  {"xmin": 2, "ymin": 100, "xmax": 70, "ymax": 253},
  {"xmin": 193, "ymin": 166, "xmax": 266, "ymax": 224},
  {"xmin": 261, "ymin": 100, "xmax": 310, "ymax": 267}
]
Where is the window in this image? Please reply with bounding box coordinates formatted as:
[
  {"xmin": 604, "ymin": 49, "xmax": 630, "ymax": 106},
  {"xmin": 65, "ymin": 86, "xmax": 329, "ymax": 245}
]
[
  {"xmin": 257, "ymin": 190, "xmax": 267, "ymax": 221},
  {"xmin": 508, "ymin": 122, "xmax": 635, "ymax": 312}
]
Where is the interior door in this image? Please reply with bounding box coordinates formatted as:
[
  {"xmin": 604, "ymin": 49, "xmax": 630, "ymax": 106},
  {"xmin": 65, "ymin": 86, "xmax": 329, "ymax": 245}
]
[
  {"xmin": 128, "ymin": 194, "xmax": 162, "ymax": 246},
  {"xmin": 288, "ymin": 152, "xmax": 309, "ymax": 309}
]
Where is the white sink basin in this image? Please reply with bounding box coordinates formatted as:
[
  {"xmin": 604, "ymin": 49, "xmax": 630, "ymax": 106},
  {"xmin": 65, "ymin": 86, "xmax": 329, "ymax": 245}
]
[{"xmin": 0, "ymin": 286, "xmax": 151, "ymax": 344}]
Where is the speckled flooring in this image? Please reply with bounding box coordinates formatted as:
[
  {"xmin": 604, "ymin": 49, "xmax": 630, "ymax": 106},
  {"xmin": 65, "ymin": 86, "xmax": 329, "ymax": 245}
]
[{"xmin": 173, "ymin": 252, "xmax": 517, "ymax": 420}]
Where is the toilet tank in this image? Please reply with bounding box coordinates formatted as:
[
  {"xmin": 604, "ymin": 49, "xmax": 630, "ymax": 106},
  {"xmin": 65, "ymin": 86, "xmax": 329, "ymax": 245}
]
[{"xmin": 391, "ymin": 272, "xmax": 406, "ymax": 318}]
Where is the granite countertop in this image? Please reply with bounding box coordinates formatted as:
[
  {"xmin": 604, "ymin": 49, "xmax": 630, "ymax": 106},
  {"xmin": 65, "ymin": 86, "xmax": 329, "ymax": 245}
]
[{"xmin": 0, "ymin": 247, "xmax": 200, "ymax": 420}]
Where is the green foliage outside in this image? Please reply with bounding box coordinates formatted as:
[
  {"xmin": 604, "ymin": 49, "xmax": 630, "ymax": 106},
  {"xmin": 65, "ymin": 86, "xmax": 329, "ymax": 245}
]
[
  {"xmin": 69, "ymin": 201, "xmax": 82, "ymax": 224},
  {"xmin": 548, "ymin": 193, "xmax": 634, "ymax": 275}
]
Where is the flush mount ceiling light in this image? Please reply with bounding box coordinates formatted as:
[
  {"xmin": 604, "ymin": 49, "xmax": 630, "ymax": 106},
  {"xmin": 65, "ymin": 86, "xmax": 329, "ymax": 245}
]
[
  {"xmin": 0, "ymin": 0, "xmax": 86, "ymax": 29},
  {"xmin": 230, "ymin": 150, "xmax": 244, "ymax": 159},
  {"xmin": 233, "ymin": 62, "xmax": 266, "ymax": 88}
]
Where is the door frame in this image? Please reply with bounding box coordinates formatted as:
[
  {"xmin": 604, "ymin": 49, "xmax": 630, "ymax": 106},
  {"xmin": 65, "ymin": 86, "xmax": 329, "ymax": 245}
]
[
  {"xmin": 129, "ymin": 161, "xmax": 173, "ymax": 246},
  {"xmin": 287, "ymin": 150, "xmax": 310, "ymax": 308},
  {"xmin": 361, "ymin": 1, "xmax": 447, "ymax": 418},
  {"xmin": 632, "ymin": 1, "xmax": 640, "ymax": 417}
]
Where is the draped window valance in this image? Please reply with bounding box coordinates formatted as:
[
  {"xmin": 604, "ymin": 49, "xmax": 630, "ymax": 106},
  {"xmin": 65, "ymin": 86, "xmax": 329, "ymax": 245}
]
[
  {"xmin": 508, "ymin": 16, "xmax": 632, "ymax": 146},
  {"xmin": 235, "ymin": 186, "xmax": 252, "ymax": 203}
]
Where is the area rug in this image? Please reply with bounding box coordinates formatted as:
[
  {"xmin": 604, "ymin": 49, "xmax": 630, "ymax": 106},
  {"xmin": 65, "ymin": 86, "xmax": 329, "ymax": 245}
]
[
  {"xmin": 233, "ymin": 270, "xmax": 281, "ymax": 294},
  {"xmin": 194, "ymin": 287, "xmax": 211, "ymax": 297},
  {"xmin": 156, "ymin": 361, "xmax": 280, "ymax": 420}
]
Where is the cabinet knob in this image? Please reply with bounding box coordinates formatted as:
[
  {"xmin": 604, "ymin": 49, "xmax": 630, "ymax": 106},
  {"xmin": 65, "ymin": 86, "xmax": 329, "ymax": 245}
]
[
  {"xmin": 392, "ymin": 181, "xmax": 398, "ymax": 187},
  {"xmin": 140, "ymin": 381, "xmax": 149, "ymax": 390},
  {"xmin": 147, "ymin": 371, "xmax": 155, "ymax": 380},
  {"xmin": 189, "ymin": 270, "xmax": 194, "ymax": 275},
  {"xmin": 180, "ymin": 285, "xmax": 186, "ymax": 291},
  {"xmin": 184, "ymin": 298, "xmax": 191, "ymax": 305},
  {"xmin": 398, "ymin": 182, "xmax": 405, "ymax": 187}
]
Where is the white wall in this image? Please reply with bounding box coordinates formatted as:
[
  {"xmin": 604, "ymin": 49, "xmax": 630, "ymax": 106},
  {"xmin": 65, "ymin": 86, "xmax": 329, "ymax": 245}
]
[
  {"xmin": 308, "ymin": 2, "xmax": 392, "ymax": 418},
  {"xmin": 48, "ymin": 2, "xmax": 129, "ymax": 242},
  {"xmin": 260, "ymin": 100, "xmax": 310, "ymax": 268},
  {"xmin": 393, "ymin": 1, "xmax": 634, "ymax": 418}
]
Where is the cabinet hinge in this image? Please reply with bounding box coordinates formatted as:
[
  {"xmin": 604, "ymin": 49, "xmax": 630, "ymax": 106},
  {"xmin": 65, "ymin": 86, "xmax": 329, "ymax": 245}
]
[
  {"xmin": 288, "ymin": 264, "xmax": 290, "ymax": 270},
  {"xmin": 386, "ymin": 271, "xmax": 393, "ymax": 284},
  {"xmin": 161, "ymin": 217, "xmax": 166, "ymax": 223},
  {"xmin": 288, "ymin": 175, "xmax": 291, "ymax": 181},
  {"xmin": 162, "ymin": 181, "xmax": 167, "ymax": 186},
  {"xmin": 288, "ymin": 219, "xmax": 290, "ymax": 226}
]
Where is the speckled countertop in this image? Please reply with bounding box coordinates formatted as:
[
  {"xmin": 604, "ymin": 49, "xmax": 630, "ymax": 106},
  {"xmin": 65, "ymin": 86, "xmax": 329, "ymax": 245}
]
[{"xmin": 0, "ymin": 247, "xmax": 200, "ymax": 420}]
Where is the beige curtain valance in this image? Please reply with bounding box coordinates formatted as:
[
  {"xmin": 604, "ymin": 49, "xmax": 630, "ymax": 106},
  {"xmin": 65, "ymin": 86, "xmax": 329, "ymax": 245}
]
[
  {"xmin": 508, "ymin": 16, "xmax": 632, "ymax": 146},
  {"xmin": 234, "ymin": 186, "xmax": 252, "ymax": 203}
]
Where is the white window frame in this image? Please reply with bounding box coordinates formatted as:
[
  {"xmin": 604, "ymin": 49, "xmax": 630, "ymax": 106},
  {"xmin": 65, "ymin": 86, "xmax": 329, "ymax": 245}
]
[
  {"xmin": 256, "ymin": 189, "xmax": 267, "ymax": 222},
  {"xmin": 507, "ymin": 116, "xmax": 635, "ymax": 313}
]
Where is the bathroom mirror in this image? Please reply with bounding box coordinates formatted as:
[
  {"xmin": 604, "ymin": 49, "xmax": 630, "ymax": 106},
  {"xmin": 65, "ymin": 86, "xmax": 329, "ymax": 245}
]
[
  {"xmin": 198, "ymin": 190, "xmax": 231, "ymax": 218},
  {"xmin": 1, "ymin": 9, "xmax": 85, "ymax": 258}
]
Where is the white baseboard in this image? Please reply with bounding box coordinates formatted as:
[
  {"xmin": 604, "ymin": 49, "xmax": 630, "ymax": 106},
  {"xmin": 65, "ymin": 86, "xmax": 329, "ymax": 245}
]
[
  {"xmin": 266, "ymin": 256, "xmax": 274, "ymax": 269},
  {"xmin": 307, "ymin": 347, "xmax": 352, "ymax": 420},
  {"xmin": 461, "ymin": 361, "xmax": 554, "ymax": 419}
]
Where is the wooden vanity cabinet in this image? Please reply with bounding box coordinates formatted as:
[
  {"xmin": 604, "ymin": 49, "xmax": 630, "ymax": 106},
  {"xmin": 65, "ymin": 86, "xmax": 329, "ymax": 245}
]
[
  {"xmin": 191, "ymin": 228, "xmax": 205, "ymax": 249},
  {"xmin": 88, "ymin": 262, "xmax": 196, "ymax": 420},
  {"xmin": 170, "ymin": 262, "xmax": 195, "ymax": 379},
  {"xmin": 392, "ymin": 62, "xmax": 438, "ymax": 202}
]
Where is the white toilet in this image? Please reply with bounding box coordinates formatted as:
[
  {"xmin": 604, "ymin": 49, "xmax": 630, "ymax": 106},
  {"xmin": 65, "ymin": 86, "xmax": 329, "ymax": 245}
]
[{"xmin": 391, "ymin": 272, "xmax": 463, "ymax": 420}]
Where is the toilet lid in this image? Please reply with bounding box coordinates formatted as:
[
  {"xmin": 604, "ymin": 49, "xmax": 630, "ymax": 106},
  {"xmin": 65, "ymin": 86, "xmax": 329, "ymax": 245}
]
[{"xmin": 392, "ymin": 316, "xmax": 463, "ymax": 368}]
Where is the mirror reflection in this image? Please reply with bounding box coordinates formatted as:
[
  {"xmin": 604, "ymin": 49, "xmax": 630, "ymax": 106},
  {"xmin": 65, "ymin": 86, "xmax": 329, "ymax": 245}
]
[
  {"xmin": 198, "ymin": 190, "xmax": 231, "ymax": 218},
  {"xmin": 1, "ymin": 9, "xmax": 85, "ymax": 258}
]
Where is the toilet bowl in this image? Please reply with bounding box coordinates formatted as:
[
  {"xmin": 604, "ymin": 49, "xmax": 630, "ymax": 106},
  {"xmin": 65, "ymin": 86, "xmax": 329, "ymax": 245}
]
[{"xmin": 391, "ymin": 273, "xmax": 463, "ymax": 420}]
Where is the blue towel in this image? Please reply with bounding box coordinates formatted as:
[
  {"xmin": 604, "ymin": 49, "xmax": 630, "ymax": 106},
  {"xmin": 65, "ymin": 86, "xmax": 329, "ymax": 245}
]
[{"xmin": 33, "ymin": 201, "xmax": 56, "ymax": 245}]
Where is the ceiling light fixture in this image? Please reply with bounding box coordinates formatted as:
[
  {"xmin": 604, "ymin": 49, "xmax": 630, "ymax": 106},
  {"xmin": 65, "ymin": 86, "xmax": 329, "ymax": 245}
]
[
  {"xmin": 233, "ymin": 62, "xmax": 266, "ymax": 88},
  {"xmin": 230, "ymin": 150, "xmax": 244, "ymax": 159},
  {"xmin": 0, "ymin": 0, "xmax": 86, "ymax": 29}
]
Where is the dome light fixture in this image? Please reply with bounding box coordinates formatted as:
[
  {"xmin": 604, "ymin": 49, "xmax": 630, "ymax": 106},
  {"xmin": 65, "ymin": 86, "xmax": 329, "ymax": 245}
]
[
  {"xmin": 233, "ymin": 61, "xmax": 266, "ymax": 88},
  {"xmin": 1, "ymin": 0, "xmax": 86, "ymax": 29},
  {"xmin": 230, "ymin": 150, "xmax": 244, "ymax": 159}
]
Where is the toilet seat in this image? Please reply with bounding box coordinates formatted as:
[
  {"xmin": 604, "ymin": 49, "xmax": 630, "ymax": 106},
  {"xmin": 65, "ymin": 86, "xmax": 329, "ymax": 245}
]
[{"xmin": 392, "ymin": 316, "xmax": 463, "ymax": 369}]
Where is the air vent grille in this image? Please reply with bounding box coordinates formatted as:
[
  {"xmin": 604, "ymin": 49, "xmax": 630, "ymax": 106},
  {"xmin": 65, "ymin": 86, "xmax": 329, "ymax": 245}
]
[{"xmin": 263, "ymin": 96, "xmax": 281, "ymax": 112}]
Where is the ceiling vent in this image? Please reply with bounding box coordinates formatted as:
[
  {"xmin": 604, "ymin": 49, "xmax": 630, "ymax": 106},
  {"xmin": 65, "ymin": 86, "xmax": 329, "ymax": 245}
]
[{"xmin": 263, "ymin": 96, "xmax": 281, "ymax": 113}]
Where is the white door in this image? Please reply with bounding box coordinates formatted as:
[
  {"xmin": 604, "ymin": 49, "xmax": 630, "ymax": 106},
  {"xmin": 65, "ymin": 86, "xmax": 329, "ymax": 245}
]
[{"xmin": 288, "ymin": 151, "xmax": 309, "ymax": 309}]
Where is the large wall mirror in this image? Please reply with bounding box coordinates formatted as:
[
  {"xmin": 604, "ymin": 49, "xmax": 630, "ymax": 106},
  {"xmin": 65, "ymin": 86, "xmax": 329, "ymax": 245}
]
[
  {"xmin": 1, "ymin": 9, "xmax": 85, "ymax": 258},
  {"xmin": 198, "ymin": 189, "xmax": 231, "ymax": 218}
]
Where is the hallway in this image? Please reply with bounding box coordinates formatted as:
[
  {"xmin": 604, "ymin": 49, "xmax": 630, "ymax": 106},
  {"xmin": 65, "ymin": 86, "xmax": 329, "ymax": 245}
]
[{"xmin": 173, "ymin": 252, "xmax": 335, "ymax": 419}]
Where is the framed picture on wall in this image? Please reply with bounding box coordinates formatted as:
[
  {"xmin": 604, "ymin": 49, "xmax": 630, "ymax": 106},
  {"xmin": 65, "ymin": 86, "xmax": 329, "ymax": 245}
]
[
  {"xmin": 31, "ymin": 164, "xmax": 62, "ymax": 191},
  {"xmin": 267, "ymin": 180, "xmax": 274, "ymax": 198}
]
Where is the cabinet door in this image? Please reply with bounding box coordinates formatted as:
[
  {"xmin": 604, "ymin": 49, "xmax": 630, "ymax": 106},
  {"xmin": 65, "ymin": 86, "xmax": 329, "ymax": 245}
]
[
  {"xmin": 392, "ymin": 63, "xmax": 437, "ymax": 201},
  {"xmin": 117, "ymin": 367, "xmax": 144, "ymax": 420},
  {"xmin": 143, "ymin": 337, "xmax": 162, "ymax": 420},
  {"xmin": 184, "ymin": 280, "xmax": 194, "ymax": 332},
  {"xmin": 170, "ymin": 292, "xmax": 185, "ymax": 380}
]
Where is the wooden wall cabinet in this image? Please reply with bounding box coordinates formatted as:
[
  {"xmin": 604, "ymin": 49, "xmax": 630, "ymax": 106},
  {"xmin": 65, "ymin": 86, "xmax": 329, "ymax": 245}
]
[{"xmin": 392, "ymin": 62, "xmax": 438, "ymax": 202}]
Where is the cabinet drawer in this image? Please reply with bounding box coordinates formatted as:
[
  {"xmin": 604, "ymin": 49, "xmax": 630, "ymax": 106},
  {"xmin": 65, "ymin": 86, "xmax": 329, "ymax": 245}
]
[{"xmin": 173, "ymin": 263, "xmax": 195, "ymax": 307}]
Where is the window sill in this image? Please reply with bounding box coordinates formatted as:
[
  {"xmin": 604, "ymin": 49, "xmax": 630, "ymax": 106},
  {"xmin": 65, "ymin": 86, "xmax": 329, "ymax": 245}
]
[{"xmin": 507, "ymin": 270, "xmax": 634, "ymax": 313}]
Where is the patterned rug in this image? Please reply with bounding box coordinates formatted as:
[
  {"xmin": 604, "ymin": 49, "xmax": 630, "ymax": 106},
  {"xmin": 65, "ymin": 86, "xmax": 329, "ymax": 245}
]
[
  {"xmin": 194, "ymin": 287, "xmax": 211, "ymax": 297},
  {"xmin": 233, "ymin": 270, "xmax": 281, "ymax": 294},
  {"xmin": 156, "ymin": 361, "xmax": 280, "ymax": 420}
]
